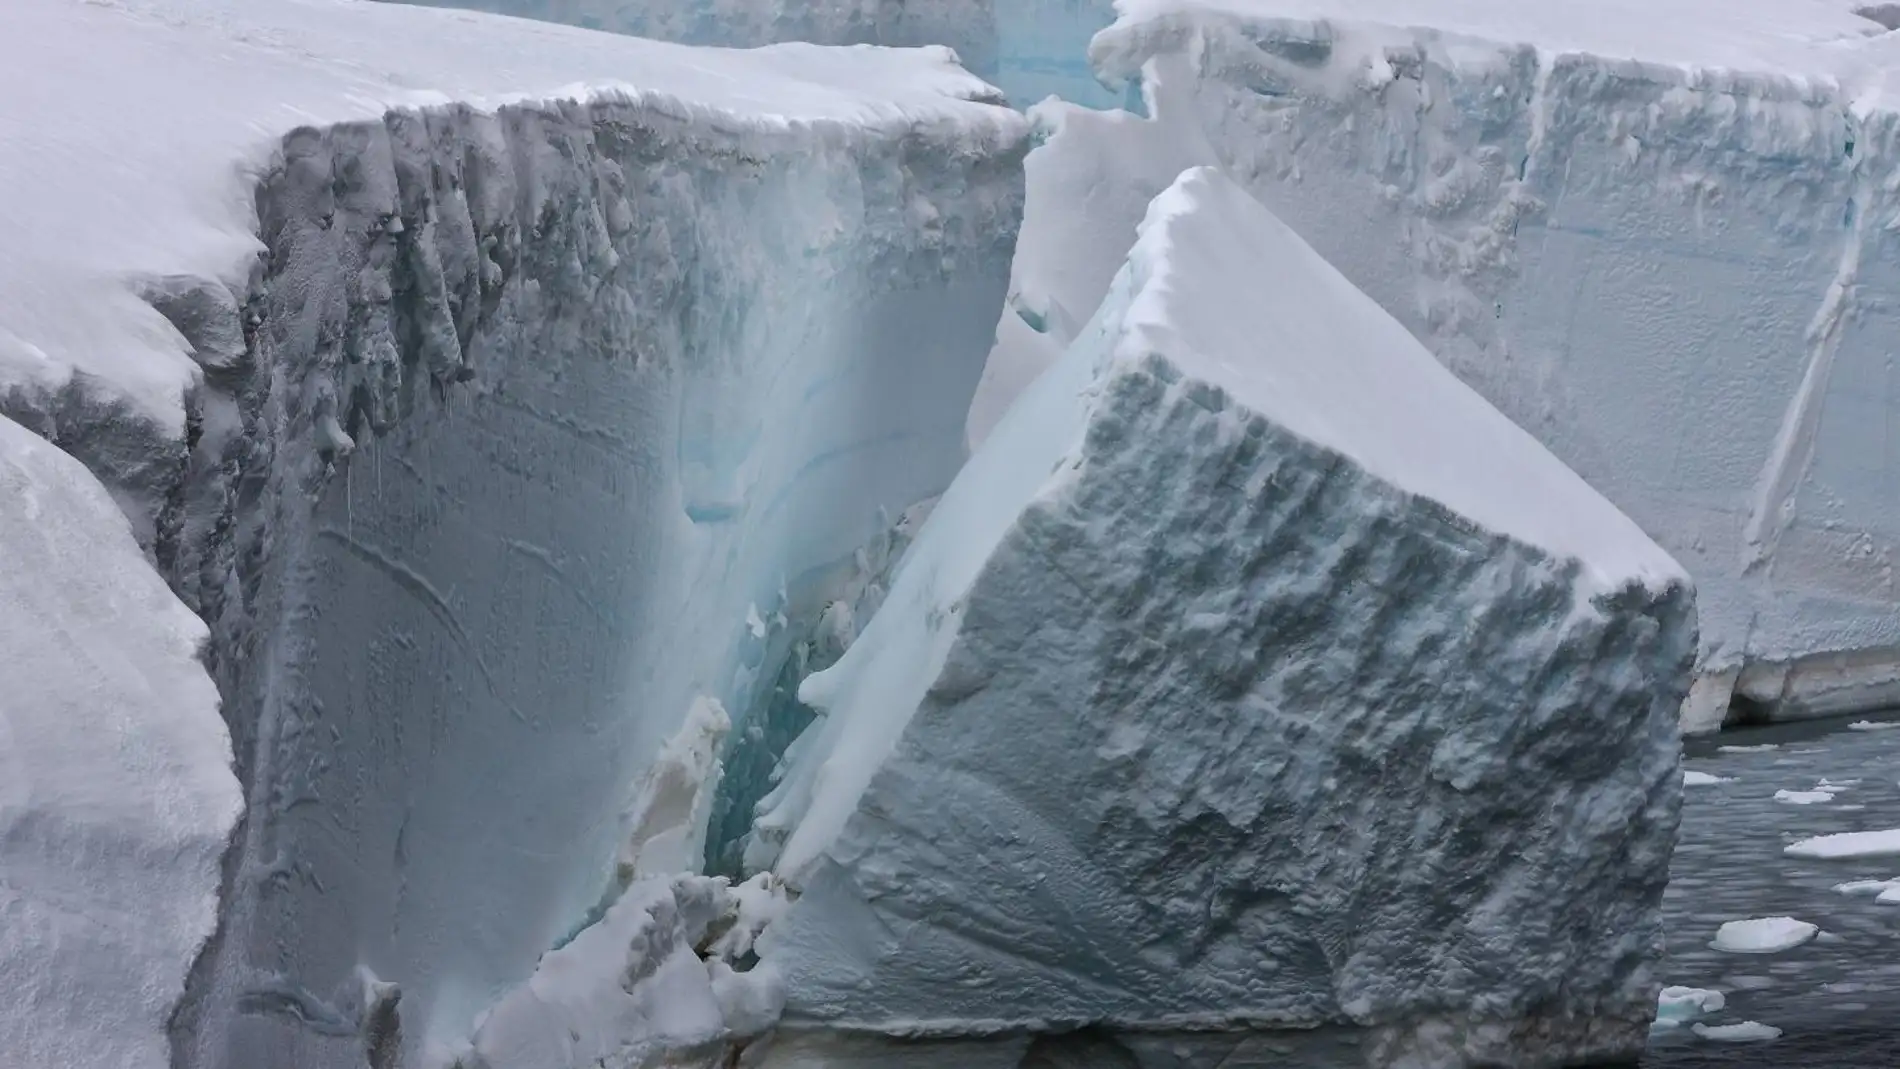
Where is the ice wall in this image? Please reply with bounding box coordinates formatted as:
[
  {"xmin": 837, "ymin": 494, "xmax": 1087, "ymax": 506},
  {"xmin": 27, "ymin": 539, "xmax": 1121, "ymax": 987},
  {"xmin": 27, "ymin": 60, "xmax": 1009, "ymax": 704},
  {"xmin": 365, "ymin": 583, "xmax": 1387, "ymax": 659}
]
[
  {"xmin": 989, "ymin": 0, "xmax": 1900, "ymax": 726},
  {"xmin": 0, "ymin": 2, "xmax": 1026, "ymax": 1066},
  {"xmin": 168, "ymin": 94, "xmax": 1020, "ymax": 1069},
  {"xmin": 749, "ymin": 168, "xmax": 1694, "ymax": 1068}
]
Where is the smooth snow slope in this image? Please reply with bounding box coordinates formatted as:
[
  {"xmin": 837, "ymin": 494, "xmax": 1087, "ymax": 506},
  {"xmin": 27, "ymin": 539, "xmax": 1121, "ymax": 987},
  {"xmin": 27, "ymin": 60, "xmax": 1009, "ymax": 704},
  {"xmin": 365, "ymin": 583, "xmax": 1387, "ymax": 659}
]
[
  {"xmin": 383, "ymin": 0, "xmax": 1134, "ymax": 108},
  {"xmin": 982, "ymin": 0, "xmax": 1900, "ymax": 725},
  {"xmin": 751, "ymin": 168, "xmax": 1692, "ymax": 1067},
  {"xmin": 0, "ymin": 417, "xmax": 241, "ymax": 1069},
  {"xmin": 0, "ymin": 2, "xmax": 1026, "ymax": 1067}
]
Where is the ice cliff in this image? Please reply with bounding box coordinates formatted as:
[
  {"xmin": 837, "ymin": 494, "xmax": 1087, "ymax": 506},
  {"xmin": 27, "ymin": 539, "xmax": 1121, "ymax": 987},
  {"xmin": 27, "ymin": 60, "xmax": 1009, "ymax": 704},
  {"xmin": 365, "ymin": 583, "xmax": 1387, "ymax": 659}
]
[
  {"xmin": 747, "ymin": 167, "xmax": 1694, "ymax": 1068},
  {"xmin": 971, "ymin": 0, "xmax": 1900, "ymax": 729},
  {"xmin": 0, "ymin": 1, "xmax": 1024, "ymax": 1066}
]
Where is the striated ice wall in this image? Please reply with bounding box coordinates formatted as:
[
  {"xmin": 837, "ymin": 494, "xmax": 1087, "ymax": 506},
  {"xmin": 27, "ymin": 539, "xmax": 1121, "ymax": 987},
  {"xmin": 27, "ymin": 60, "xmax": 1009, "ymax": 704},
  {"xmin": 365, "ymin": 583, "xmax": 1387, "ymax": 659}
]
[
  {"xmin": 148, "ymin": 96, "xmax": 1023, "ymax": 1069},
  {"xmin": 984, "ymin": 1, "xmax": 1900, "ymax": 727}
]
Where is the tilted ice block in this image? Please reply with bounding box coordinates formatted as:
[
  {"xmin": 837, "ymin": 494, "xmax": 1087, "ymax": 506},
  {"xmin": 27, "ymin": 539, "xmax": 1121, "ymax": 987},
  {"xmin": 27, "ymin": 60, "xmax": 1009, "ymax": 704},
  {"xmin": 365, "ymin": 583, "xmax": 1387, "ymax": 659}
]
[
  {"xmin": 0, "ymin": 2, "xmax": 1026, "ymax": 1067},
  {"xmin": 984, "ymin": 0, "xmax": 1900, "ymax": 725},
  {"xmin": 751, "ymin": 168, "xmax": 1694, "ymax": 1067}
]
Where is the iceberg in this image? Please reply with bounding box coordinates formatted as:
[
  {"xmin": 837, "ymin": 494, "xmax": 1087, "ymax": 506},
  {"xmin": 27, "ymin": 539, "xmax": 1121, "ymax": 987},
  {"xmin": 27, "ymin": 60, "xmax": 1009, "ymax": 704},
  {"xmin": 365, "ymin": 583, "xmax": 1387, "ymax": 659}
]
[
  {"xmin": 750, "ymin": 168, "xmax": 1694, "ymax": 1067},
  {"xmin": 981, "ymin": 0, "xmax": 1900, "ymax": 729},
  {"xmin": 0, "ymin": 1, "xmax": 1025, "ymax": 1066}
]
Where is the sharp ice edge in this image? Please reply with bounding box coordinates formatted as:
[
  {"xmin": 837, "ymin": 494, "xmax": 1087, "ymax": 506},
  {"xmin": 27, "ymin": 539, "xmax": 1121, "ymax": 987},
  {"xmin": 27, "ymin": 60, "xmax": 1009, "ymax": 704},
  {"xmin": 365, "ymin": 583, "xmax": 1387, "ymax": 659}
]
[
  {"xmin": 744, "ymin": 167, "xmax": 1692, "ymax": 1067},
  {"xmin": 0, "ymin": 2, "xmax": 1027, "ymax": 1067},
  {"xmin": 955, "ymin": 0, "xmax": 1900, "ymax": 729}
]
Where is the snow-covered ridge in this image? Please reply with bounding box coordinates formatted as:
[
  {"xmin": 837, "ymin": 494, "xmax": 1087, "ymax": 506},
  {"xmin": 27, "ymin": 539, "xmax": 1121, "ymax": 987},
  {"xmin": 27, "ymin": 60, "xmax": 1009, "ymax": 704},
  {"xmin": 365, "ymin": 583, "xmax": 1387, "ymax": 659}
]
[
  {"xmin": 981, "ymin": 0, "xmax": 1900, "ymax": 727},
  {"xmin": 0, "ymin": 0, "xmax": 1015, "ymax": 432},
  {"xmin": 0, "ymin": 2, "xmax": 1028, "ymax": 1067},
  {"xmin": 748, "ymin": 167, "xmax": 1691, "ymax": 1066}
]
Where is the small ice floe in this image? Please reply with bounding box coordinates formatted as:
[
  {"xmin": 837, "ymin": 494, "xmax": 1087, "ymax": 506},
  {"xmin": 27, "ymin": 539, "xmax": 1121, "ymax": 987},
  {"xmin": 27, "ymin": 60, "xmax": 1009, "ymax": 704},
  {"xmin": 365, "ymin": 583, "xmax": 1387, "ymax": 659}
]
[
  {"xmin": 1718, "ymin": 743, "xmax": 1780, "ymax": 753},
  {"xmin": 1684, "ymin": 770, "xmax": 1732, "ymax": 786},
  {"xmin": 1774, "ymin": 789, "xmax": 1835, "ymax": 805},
  {"xmin": 1846, "ymin": 720, "xmax": 1900, "ymax": 731},
  {"xmin": 1709, "ymin": 916, "xmax": 1818, "ymax": 954},
  {"xmin": 1784, "ymin": 828, "xmax": 1900, "ymax": 860},
  {"xmin": 1652, "ymin": 986, "xmax": 1725, "ymax": 1031},
  {"xmin": 1832, "ymin": 878, "xmax": 1900, "ymax": 897},
  {"xmin": 1693, "ymin": 1021, "xmax": 1782, "ymax": 1042}
]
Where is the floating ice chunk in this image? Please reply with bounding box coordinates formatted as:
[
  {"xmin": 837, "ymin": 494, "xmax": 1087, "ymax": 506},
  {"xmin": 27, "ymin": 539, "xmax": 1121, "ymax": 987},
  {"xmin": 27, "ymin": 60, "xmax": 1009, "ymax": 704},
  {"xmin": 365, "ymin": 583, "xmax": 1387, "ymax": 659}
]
[
  {"xmin": 1684, "ymin": 770, "xmax": 1732, "ymax": 786},
  {"xmin": 1692, "ymin": 1021, "xmax": 1783, "ymax": 1042},
  {"xmin": 1709, "ymin": 917, "xmax": 1818, "ymax": 954},
  {"xmin": 1718, "ymin": 743, "xmax": 1780, "ymax": 754},
  {"xmin": 1847, "ymin": 720, "xmax": 1900, "ymax": 731},
  {"xmin": 1774, "ymin": 789, "xmax": 1837, "ymax": 805},
  {"xmin": 1655, "ymin": 986, "xmax": 1726, "ymax": 1028},
  {"xmin": 1785, "ymin": 829, "xmax": 1900, "ymax": 860}
]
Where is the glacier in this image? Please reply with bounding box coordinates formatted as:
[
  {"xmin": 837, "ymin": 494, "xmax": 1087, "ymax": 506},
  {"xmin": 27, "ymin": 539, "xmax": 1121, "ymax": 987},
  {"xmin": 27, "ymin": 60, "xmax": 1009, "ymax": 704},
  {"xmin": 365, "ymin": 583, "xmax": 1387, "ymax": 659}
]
[
  {"xmin": 747, "ymin": 167, "xmax": 1694, "ymax": 1068},
  {"xmin": 0, "ymin": 1, "xmax": 1024, "ymax": 1066},
  {"xmin": 962, "ymin": 0, "xmax": 1900, "ymax": 730}
]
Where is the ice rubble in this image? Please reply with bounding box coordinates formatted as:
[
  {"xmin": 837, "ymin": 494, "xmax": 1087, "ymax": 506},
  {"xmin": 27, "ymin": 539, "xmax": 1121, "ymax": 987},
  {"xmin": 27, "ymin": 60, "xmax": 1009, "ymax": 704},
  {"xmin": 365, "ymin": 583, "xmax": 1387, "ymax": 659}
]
[
  {"xmin": 746, "ymin": 168, "xmax": 1693, "ymax": 1067},
  {"xmin": 0, "ymin": 0, "xmax": 1026, "ymax": 1066},
  {"xmin": 971, "ymin": 0, "xmax": 1900, "ymax": 728}
]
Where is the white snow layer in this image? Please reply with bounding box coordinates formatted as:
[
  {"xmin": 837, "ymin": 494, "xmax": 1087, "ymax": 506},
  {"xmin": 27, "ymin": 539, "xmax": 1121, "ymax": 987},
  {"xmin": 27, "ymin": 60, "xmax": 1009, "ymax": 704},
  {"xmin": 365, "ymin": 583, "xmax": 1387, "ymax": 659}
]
[
  {"xmin": 746, "ymin": 168, "xmax": 1692, "ymax": 1065},
  {"xmin": 0, "ymin": 0, "xmax": 1015, "ymax": 431},
  {"xmin": 0, "ymin": 1, "xmax": 1028, "ymax": 1067},
  {"xmin": 0, "ymin": 417, "xmax": 242, "ymax": 1069},
  {"xmin": 386, "ymin": 0, "xmax": 1133, "ymax": 109},
  {"xmin": 972, "ymin": 0, "xmax": 1900, "ymax": 726}
]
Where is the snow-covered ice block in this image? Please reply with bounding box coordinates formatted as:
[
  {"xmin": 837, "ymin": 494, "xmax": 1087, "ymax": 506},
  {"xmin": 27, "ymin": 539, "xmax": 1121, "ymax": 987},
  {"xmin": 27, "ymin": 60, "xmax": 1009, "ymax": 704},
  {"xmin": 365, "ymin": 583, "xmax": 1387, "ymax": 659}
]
[
  {"xmin": 0, "ymin": 2, "xmax": 1028, "ymax": 1067},
  {"xmin": 1684, "ymin": 770, "xmax": 1732, "ymax": 786},
  {"xmin": 750, "ymin": 168, "xmax": 1694, "ymax": 1067},
  {"xmin": 1709, "ymin": 916, "xmax": 1819, "ymax": 954},
  {"xmin": 0, "ymin": 417, "xmax": 242, "ymax": 1069},
  {"xmin": 1785, "ymin": 828, "xmax": 1900, "ymax": 859},
  {"xmin": 983, "ymin": 0, "xmax": 1900, "ymax": 726}
]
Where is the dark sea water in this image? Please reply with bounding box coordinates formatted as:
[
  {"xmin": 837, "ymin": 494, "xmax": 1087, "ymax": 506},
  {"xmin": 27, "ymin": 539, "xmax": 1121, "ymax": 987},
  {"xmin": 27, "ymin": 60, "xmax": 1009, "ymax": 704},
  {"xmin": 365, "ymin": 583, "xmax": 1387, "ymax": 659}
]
[{"xmin": 1640, "ymin": 711, "xmax": 1900, "ymax": 1068}]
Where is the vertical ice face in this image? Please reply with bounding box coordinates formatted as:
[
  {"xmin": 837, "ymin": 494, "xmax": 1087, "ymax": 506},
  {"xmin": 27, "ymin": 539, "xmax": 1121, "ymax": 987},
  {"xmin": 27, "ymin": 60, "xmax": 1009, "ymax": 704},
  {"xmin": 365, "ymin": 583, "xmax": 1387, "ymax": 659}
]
[
  {"xmin": 749, "ymin": 168, "xmax": 1694, "ymax": 1068},
  {"xmin": 0, "ymin": 2, "xmax": 1026, "ymax": 1067},
  {"xmin": 982, "ymin": 0, "xmax": 1900, "ymax": 726},
  {"xmin": 170, "ymin": 96, "xmax": 1022, "ymax": 1069}
]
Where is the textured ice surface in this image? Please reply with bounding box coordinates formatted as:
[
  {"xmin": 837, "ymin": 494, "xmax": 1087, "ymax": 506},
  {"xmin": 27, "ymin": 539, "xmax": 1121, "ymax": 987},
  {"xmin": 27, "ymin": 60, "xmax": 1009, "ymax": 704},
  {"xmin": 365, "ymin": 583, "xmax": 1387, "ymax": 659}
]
[
  {"xmin": 383, "ymin": 0, "xmax": 1131, "ymax": 108},
  {"xmin": 1709, "ymin": 917, "xmax": 1819, "ymax": 954},
  {"xmin": 748, "ymin": 168, "xmax": 1693, "ymax": 1067},
  {"xmin": 0, "ymin": 1, "xmax": 1027, "ymax": 1067},
  {"xmin": 981, "ymin": 0, "xmax": 1900, "ymax": 726},
  {"xmin": 1652, "ymin": 986, "xmax": 1725, "ymax": 1030},
  {"xmin": 0, "ymin": 418, "xmax": 242, "ymax": 1069}
]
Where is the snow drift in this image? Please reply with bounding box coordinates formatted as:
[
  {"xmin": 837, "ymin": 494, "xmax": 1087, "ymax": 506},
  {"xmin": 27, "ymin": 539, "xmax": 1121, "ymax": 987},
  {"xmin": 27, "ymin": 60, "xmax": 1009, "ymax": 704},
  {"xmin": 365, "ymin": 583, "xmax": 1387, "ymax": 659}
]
[
  {"xmin": 0, "ymin": 1, "xmax": 1026, "ymax": 1066},
  {"xmin": 748, "ymin": 167, "xmax": 1694, "ymax": 1068},
  {"xmin": 978, "ymin": 0, "xmax": 1900, "ymax": 729}
]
